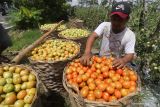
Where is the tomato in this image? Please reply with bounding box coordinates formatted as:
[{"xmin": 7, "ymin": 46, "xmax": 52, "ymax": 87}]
[
  {"xmin": 97, "ymin": 83, "xmax": 107, "ymax": 91},
  {"xmin": 87, "ymin": 93, "xmax": 95, "ymax": 101},
  {"xmin": 97, "ymin": 74, "xmax": 104, "ymax": 80},
  {"xmin": 123, "ymin": 76, "xmax": 130, "ymax": 81},
  {"xmin": 88, "ymin": 83, "xmax": 96, "ymax": 91},
  {"xmin": 79, "ymin": 82, "xmax": 86, "ymax": 88},
  {"xmin": 13, "ymin": 77, "xmax": 22, "ymax": 84},
  {"xmin": 80, "ymin": 86, "xmax": 89, "ymax": 98},
  {"xmin": 27, "ymin": 88, "xmax": 36, "ymax": 95},
  {"xmin": 14, "ymin": 100, "xmax": 25, "ymax": 107},
  {"xmin": 101, "ymin": 66, "xmax": 109, "ymax": 72},
  {"xmin": 94, "ymin": 89, "xmax": 102, "ymax": 99},
  {"xmin": 21, "ymin": 75, "xmax": 29, "ymax": 82},
  {"xmin": 112, "ymin": 76, "xmax": 119, "ymax": 82},
  {"xmin": 103, "ymin": 71, "xmax": 109, "ymax": 78},
  {"xmin": 130, "ymin": 81, "xmax": 136, "ymax": 86},
  {"xmin": 4, "ymin": 93, "xmax": 17, "ymax": 105},
  {"xmin": 27, "ymin": 81, "xmax": 36, "ymax": 89},
  {"xmin": 115, "ymin": 82, "xmax": 122, "ymax": 89},
  {"xmin": 102, "ymin": 92, "xmax": 110, "ymax": 101},
  {"xmin": 20, "ymin": 70, "xmax": 29, "ymax": 76},
  {"xmin": 66, "ymin": 68, "xmax": 73, "ymax": 74},
  {"xmin": 17, "ymin": 90, "xmax": 27, "ymax": 100},
  {"xmin": 87, "ymin": 69, "xmax": 92, "ymax": 74},
  {"xmin": 24, "ymin": 94, "xmax": 34, "ymax": 104},
  {"xmin": 95, "ymin": 57, "xmax": 102, "ymax": 63},
  {"xmin": 102, "ymin": 56, "xmax": 107, "ymax": 61},
  {"xmin": 108, "ymin": 71, "xmax": 115, "ymax": 78},
  {"xmin": 119, "ymin": 78, "xmax": 124, "ymax": 84},
  {"xmin": 105, "ymin": 79, "xmax": 112, "ymax": 84},
  {"xmin": 3, "ymin": 84, "xmax": 15, "ymax": 93},
  {"xmin": 107, "ymin": 86, "xmax": 115, "ymax": 94},
  {"xmin": 128, "ymin": 70, "xmax": 135, "ymax": 76},
  {"xmin": 116, "ymin": 69, "xmax": 123, "ymax": 75},
  {"xmin": 114, "ymin": 90, "xmax": 121, "ymax": 99},
  {"xmin": 91, "ymin": 72, "xmax": 98, "ymax": 79},
  {"xmin": 95, "ymin": 64, "xmax": 101, "ymax": 69},
  {"xmin": 110, "ymin": 82, "xmax": 116, "ymax": 89},
  {"xmin": 91, "ymin": 67, "xmax": 96, "ymax": 72},
  {"xmin": 122, "ymin": 81, "xmax": 131, "ymax": 89},
  {"xmin": 120, "ymin": 89, "xmax": 128, "ymax": 97},
  {"xmin": 82, "ymin": 74, "xmax": 88, "ymax": 82},
  {"xmin": 79, "ymin": 69, "xmax": 85, "ymax": 75},
  {"xmin": 67, "ymin": 74, "xmax": 72, "ymax": 80},
  {"xmin": 96, "ymin": 69, "xmax": 101, "ymax": 74},
  {"xmin": 28, "ymin": 73, "xmax": 36, "ymax": 81},
  {"xmin": 87, "ymin": 78, "xmax": 94, "ymax": 85},
  {"xmin": 83, "ymin": 67, "xmax": 88, "ymax": 72},
  {"xmin": 76, "ymin": 76, "xmax": 83, "ymax": 83},
  {"xmin": 109, "ymin": 96, "xmax": 117, "ymax": 102},
  {"xmin": 95, "ymin": 79, "xmax": 102, "ymax": 86},
  {"xmin": 122, "ymin": 71, "xmax": 129, "ymax": 76},
  {"xmin": 129, "ymin": 86, "xmax": 136, "ymax": 93},
  {"xmin": 130, "ymin": 75, "xmax": 138, "ymax": 81},
  {"xmin": 85, "ymin": 72, "xmax": 91, "ymax": 78}
]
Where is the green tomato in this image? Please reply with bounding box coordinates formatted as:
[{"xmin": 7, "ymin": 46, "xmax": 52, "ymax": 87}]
[
  {"xmin": 14, "ymin": 84, "xmax": 21, "ymax": 92},
  {"xmin": 24, "ymin": 94, "xmax": 34, "ymax": 104},
  {"xmin": 6, "ymin": 78, "xmax": 13, "ymax": 84},
  {"xmin": 14, "ymin": 100, "xmax": 25, "ymax": 107},
  {"xmin": 3, "ymin": 84, "xmax": 15, "ymax": 93},
  {"xmin": 3, "ymin": 72, "xmax": 13, "ymax": 79},
  {"xmin": 0, "ymin": 78, "xmax": 6, "ymax": 86}
]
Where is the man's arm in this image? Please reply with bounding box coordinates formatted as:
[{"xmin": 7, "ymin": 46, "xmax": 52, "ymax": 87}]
[
  {"xmin": 113, "ymin": 53, "xmax": 134, "ymax": 69},
  {"xmin": 80, "ymin": 32, "xmax": 98, "ymax": 65}
]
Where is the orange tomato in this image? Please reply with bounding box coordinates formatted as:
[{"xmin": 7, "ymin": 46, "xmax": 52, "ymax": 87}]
[
  {"xmin": 83, "ymin": 67, "xmax": 88, "ymax": 72},
  {"xmin": 76, "ymin": 76, "xmax": 83, "ymax": 83},
  {"xmin": 103, "ymin": 71, "xmax": 109, "ymax": 78},
  {"xmin": 114, "ymin": 90, "xmax": 121, "ymax": 99},
  {"xmin": 85, "ymin": 72, "xmax": 91, "ymax": 78},
  {"xmin": 80, "ymin": 86, "xmax": 89, "ymax": 98},
  {"xmin": 95, "ymin": 57, "xmax": 102, "ymax": 63},
  {"xmin": 87, "ymin": 78, "xmax": 94, "ymax": 85},
  {"xmin": 112, "ymin": 76, "xmax": 119, "ymax": 82},
  {"xmin": 87, "ymin": 93, "xmax": 96, "ymax": 101},
  {"xmin": 102, "ymin": 92, "xmax": 110, "ymax": 101},
  {"xmin": 107, "ymin": 86, "xmax": 115, "ymax": 94},
  {"xmin": 91, "ymin": 72, "xmax": 98, "ymax": 79},
  {"xmin": 87, "ymin": 69, "xmax": 93, "ymax": 74},
  {"xmin": 130, "ymin": 81, "xmax": 136, "ymax": 86},
  {"xmin": 119, "ymin": 78, "xmax": 124, "ymax": 84},
  {"xmin": 108, "ymin": 70, "xmax": 115, "ymax": 78},
  {"xmin": 101, "ymin": 66, "xmax": 109, "ymax": 72},
  {"xmin": 122, "ymin": 71, "xmax": 129, "ymax": 76},
  {"xmin": 89, "ymin": 91, "xmax": 94, "ymax": 94},
  {"xmin": 95, "ymin": 79, "xmax": 102, "ymax": 86},
  {"xmin": 79, "ymin": 69, "xmax": 85, "ymax": 75},
  {"xmin": 71, "ymin": 67, "xmax": 76, "ymax": 72},
  {"xmin": 120, "ymin": 89, "xmax": 128, "ymax": 97},
  {"xmin": 105, "ymin": 79, "xmax": 112, "ymax": 84},
  {"xmin": 82, "ymin": 74, "xmax": 88, "ymax": 82},
  {"xmin": 88, "ymin": 83, "xmax": 96, "ymax": 91},
  {"xmin": 115, "ymin": 81, "xmax": 122, "ymax": 89},
  {"xmin": 66, "ymin": 74, "xmax": 73, "ymax": 80},
  {"xmin": 91, "ymin": 67, "xmax": 96, "ymax": 72},
  {"xmin": 66, "ymin": 68, "xmax": 73, "ymax": 74},
  {"xmin": 79, "ymin": 82, "xmax": 86, "ymax": 88},
  {"xmin": 97, "ymin": 83, "xmax": 107, "ymax": 91},
  {"xmin": 110, "ymin": 82, "xmax": 116, "ymax": 89},
  {"xmin": 94, "ymin": 89, "xmax": 103, "ymax": 99},
  {"xmin": 74, "ymin": 63, "xmax": 79, "ymax": 67},
  {"xmin": 95, "ymin": 63, "xmax": 101, "ymax": 69},
  {"xmin": 130, "ymin": 75, "xmax": 138, "ymax": 81},
  {"xmin": 96, "ymin": 69, "xmax": 101, "ymax": 74},
  {"xmin": 122, "ymin": 81, "xmax": 130, "ymax": 89},
  {"xmin": 123, "ymin": 76, "xmax": 130, "ymax": 81},
  {"xmin": 116, "ymin": 69, "xmax": 123, "ymax": 75},
  {"xmin": 129, "ymin": 86, "xmax": 136, "ymax": 93},
  {"xmin": 128, "ymin": 70, "xmax": 135, "ymax": 76},
  {"xmin": 97, "ymin": 74, "xmax": 104, "ymax": 80},
  {"xmin": 109, "ymin": 96, "xmax": 117, "ymax": 102}
]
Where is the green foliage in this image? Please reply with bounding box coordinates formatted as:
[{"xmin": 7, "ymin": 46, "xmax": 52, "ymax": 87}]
[
  {"xmin": 74, "ymin": 6, "xmax": 110, "ymax": 30},
  {"xmin": 9, "ymin": 7, "xmax": 42, "ymax": 29},
  {"xmin": 9, "ymin": 0, "xmax": 69, "ymax": 29}
]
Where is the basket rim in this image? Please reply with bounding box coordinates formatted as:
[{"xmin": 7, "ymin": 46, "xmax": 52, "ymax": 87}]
[
  {"xmin": 0, "ymin": 63, "xmax": 39, "ymax": 106},
  {"xmin": 28, "ymin": 38, "xmax": 81, "ymax": 64},
  {"xmin": 58, "ymin": 34, "xmax": 89, "ymax": 40},
  {"xmin": 63, "ymin": 59, "xmax": 141, "ymax": 106}
]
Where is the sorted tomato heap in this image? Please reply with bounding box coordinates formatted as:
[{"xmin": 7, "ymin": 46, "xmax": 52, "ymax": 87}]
[
  {"xmin": 40, "ymin": 24, "xmax": 67, "ymax": 31},
  {"xmin": 65, "ymin": 56, "xmax": 138, "ymax": 102},
  {"xmin": 0, "ymin": 65, "xmax": 37, "ymax": 107},
  {"xmin": 30, "ymin": 39, "xmax": 80, "ymax": 62}
]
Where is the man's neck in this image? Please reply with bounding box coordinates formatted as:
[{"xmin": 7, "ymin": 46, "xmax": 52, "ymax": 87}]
[{"xmin": 112, "ymin": 27, "xmax": 126, "ymax": 34}]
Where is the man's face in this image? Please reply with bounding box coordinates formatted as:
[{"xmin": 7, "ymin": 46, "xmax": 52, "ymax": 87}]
[{"xmin": 110, "ymin": 14, "xmax": 128, "ymax": 33}]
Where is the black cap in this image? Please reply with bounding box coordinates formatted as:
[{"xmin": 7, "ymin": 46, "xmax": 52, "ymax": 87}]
[{"xmin": 111, "ymin": 2, "xmax": 131, "ymax": 19}]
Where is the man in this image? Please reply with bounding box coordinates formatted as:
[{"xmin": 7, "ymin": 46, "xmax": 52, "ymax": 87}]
[
  {"xmin": 0, "ymin": 23, "xmax": 12, "ymax": 55},
  {"xmin": 81, "ymin": 2, "xmax": 136, "ymax": 69}
]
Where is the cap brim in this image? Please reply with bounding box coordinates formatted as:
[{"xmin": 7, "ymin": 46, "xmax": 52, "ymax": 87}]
[{"xmin": 111, "ymin": 12, "xmax": 129, "ymax": 19}]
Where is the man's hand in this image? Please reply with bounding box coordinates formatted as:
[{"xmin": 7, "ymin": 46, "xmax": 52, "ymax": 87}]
[
  {"xmin": 80, "ymin": 53, "xmax": 92, "ymax": 66},
  {"xmin": 113, "ymin": 58, "xmax": 126, "ymax": 69}
]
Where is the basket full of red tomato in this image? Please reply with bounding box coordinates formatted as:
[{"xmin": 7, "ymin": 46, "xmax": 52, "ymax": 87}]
[{"xmin": 63, "ymin": 56, "xmax": 141, "ymax": 107}]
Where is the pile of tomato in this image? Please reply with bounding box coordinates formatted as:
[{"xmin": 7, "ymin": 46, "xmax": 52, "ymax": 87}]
[{"xmin": 65, "ymin": 56, "xmax": 138, "ymax": 102}]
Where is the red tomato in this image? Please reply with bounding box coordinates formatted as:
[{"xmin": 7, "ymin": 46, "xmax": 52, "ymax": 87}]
[
  {"xmin": 103, "ymin": 71, "xmax": 109, "ymax": 78},
  {"xmin": 83, "ymin": 67, "xmax": 88, "ymax": 72},
  {"xmin": 122, "ymin": 81, "xmax": 131, "ymax": 89},
  {"xmin": 114, "ymin": 90, "xmax": 121, "ymax": 99},
  {"xmin": 91, "ymin": 67, "xmax": 96, "ymax": 72},
  {"xmin": 102, "ymin": 92, "xmax": 110, "ymax": 101},
  {"xmin": 94, "ymin": 89, "xmax": 103, "ymax": 99},
  {"xmin": 72, "ymin": 72, "xmax": 78, "ymax": 78},
  {"xmin": 107, "ymin": 86, "xmax": 115, "ymax": 94},
  {"xmin": 67, "ymin": 74, "xmax": 73, "ymax": 80},
  {"xmin": 116, "ymin": 69, "xmax": 123, "ymax": 75},
  {"xmin": 97, "ymin": 83, "xmax": 107, "ymax": 91}
]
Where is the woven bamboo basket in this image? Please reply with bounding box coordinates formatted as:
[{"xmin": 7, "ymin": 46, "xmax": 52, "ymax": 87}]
[
  {"xmin": 28, "ymin": 38, "xmax": 81, "ymax": 93},
  {"xmin": 63, "ymin": 62, "xmax": 141, "ymax": 107},
  {"xmin": 58, "ymin": 34, "xmax": 89, "ymax": 56},
  {"xmin": 0, "ymin": 64, "xmax": 39, "ymax": 107}
]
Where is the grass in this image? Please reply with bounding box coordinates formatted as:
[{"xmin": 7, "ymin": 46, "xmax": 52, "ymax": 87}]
[{"xmin": 7, "ymin": 29, "xmax": 42, "ymax": 51}]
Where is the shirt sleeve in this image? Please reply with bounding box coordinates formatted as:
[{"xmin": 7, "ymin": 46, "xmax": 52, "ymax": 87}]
[
  {"xmin": 125, "ymin": 33, "xmax": 136, "ymax": 54},
  {"xmin": 94, "ymin": 22, "xmax": 107, "ymax": 37}
]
